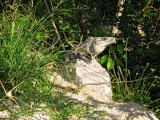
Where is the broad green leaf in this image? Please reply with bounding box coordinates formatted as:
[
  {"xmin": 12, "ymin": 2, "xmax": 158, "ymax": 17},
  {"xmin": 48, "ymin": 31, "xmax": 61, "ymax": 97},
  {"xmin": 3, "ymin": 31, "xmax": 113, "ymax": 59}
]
[
  {"xmin": 122, "ymin": 54, "xmax": 127, "ymax": 59},
  {"xmin": 99, "ymin": 55, "xmax": 108, "ymax": 64},
  {"xmin": 117, "ymin": 44, "xmax": 124, "ymax": 55},
  {"xmin": 109, "ymin": 46, "xmax": 116, "ymax": 54},
  {"xmin": 107, "ymin": 57, "xmax": 115, "ymax": 71}
]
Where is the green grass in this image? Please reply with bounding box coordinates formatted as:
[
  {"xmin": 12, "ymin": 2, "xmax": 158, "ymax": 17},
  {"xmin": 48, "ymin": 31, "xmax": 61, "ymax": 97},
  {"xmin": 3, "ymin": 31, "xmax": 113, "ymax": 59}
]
[
  {"xmin": 0, "ymin": 9, "xmax": 52, "ymax": 118},
  {"xmin": 0, "ymin": 6, "xmax": 106, "ymax": 120},
  {"xmin": 99, "ymin": 40, "xmax": 160, "ymax": 118},
  {"xmin": 0, "ymin": 1, "xmax": 159, "ymax": 119},
  {"xmin": 110, "ymin": 56, "xmax": 160, "ymax": 118}
]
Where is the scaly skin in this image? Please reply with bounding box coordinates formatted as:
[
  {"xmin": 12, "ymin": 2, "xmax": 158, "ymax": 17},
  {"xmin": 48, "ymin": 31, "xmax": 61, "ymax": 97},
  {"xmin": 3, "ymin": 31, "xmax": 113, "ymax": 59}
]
[
  {"xmin": 81, "ymin": 37, "xmax": 116, "ymax": 60},
  {"xmin": 66, "ymin": 37, "xmax": 116, "ymax": 63}
]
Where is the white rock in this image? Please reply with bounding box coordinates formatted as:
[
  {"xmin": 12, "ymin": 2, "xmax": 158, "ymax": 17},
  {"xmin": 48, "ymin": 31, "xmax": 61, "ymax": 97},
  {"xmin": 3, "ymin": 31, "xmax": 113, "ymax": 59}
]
[{"xmin": 76, "ymin": 59, "xmax": 112, "ymax": 101}]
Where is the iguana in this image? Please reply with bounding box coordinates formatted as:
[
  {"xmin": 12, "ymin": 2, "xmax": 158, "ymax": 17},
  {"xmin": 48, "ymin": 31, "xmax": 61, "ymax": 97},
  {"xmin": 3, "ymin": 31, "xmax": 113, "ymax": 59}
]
[{"xmin": 66, "ymin": 37, "xmax": 116, "ymax": 63}]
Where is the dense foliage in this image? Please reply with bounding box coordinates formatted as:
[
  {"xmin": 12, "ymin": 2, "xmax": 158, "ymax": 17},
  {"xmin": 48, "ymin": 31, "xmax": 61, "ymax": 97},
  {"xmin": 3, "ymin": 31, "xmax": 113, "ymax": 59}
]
[{"xmin": 0, "ymin": 0, "xmax": 159, "ymax": 119}]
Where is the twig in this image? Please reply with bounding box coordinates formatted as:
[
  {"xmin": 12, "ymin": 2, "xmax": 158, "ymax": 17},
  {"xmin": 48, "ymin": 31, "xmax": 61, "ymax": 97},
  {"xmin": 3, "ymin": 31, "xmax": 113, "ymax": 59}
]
[
  {"xmin": 117, "ymin": 66, "xmax": 125, "ymax": 81},
  {"xmin": 31, "ymin": 0, "xmax": 33, "ymax": 7},
  {"xmin": 44, "ymin": 0, "xmax": 61, "ymax": 40},
  {"xmin": 153, "ymin": 1, "xmax": 160, "ymax": 33},
  {"xmin": 117, "ymin": 65, "xmax": 129, "ymax": 92},
  {"xmin": 83, "ymin": 76, "xmax": 159, "ymax": 85},
  {"xmin": 0, "ymin": 80, "xmax": 24, "ymax": 105},
  {"xmin": 141, "ymin": 0, "xmax": 152, "ymax": 12}
]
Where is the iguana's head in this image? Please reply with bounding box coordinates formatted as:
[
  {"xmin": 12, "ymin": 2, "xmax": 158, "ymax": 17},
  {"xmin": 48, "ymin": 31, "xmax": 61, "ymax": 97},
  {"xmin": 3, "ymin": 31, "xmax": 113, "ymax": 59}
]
[
  {"xmin": 89, "ymin": 37, "xmax": 116, "ymax": 57},
  {"xmin": 93, "ymin": 37, "xmax": 116, "ymax": 47}
]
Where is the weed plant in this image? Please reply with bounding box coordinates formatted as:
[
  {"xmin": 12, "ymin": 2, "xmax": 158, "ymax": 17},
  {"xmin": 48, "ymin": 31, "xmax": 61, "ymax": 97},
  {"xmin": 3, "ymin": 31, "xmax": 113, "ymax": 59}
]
[
  {"xmin": 111, "ymin": 66, "xmax": 160, "ymax": 118},
  {"xmin": 0, "ymin": 4, "xmax": 99, "ymax": 120},
  {"xmin": 0, "ymin": 0, "xmax": 159, "ymax": 119},
  {"xmin": 100, "ymin": 41, "xmax": 160, "ymax": 118},
  {"xmin": 0, "ymin": 9, "xmax": 53, "ymax": 116}
]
